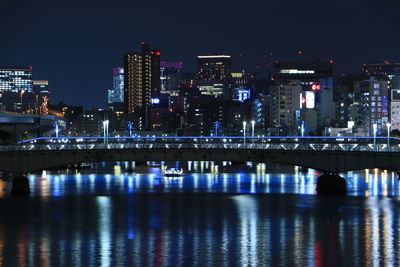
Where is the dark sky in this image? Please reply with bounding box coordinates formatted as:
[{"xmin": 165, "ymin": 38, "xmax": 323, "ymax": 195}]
[{"xmin": 1, "ymin": 0, "xmax": 399, "ymax": 108}]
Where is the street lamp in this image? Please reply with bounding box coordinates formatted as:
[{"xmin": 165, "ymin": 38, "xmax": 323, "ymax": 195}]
[
  {"xmin": 103, "ymin": 120, "xmax": 109, "ymax": 145},
  {"xmin": 20, "ymin": 90, "xmax": 25, "ymax": 112},
  {"xmin": 372, "ymin": 123, "xmax": 377, "ymax": 147},
  {"xmin": 387, "ymin": 122, "xmax": 391, "ymax": 148},
  {"xmin": 243, "ymin": 121, "xmax": 247, "ymax": 145},
  {"xmin": 214, "ymin": 121, "xmax": 219, "ymax": 137},
  {"xmin": 251, "ymin": 120, "xmax": 255, "ymax": 144},
  {"xmin": 128, "ymin": 121, "xmax": 132, "ymax": 137},
  {"xmin": 54, "ymin": 122, "xmax": 59, "ymax": 138}
]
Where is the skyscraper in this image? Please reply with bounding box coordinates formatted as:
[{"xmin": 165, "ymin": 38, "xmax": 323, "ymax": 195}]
[
  {"xmin": 0, "ymin": 67, "xmax": 33, "ymax": 92},
  {"xmin": 108, "ymin": 67, "xmax": 124, "ymax": 104},
  {"xmin": 195, "ymin": 55, "xmax": 231, "ymax": 97},
  {"xmin": 160, "ymin": 61, "xmax": 182, "ymax": 95},
  {"xmin": 124, "ymin": 43, "xmax": 160, "ymax": 114}
]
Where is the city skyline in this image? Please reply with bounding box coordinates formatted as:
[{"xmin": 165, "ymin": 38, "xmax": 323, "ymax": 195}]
[{"xmin": 1, "ymin": 0, "xmax": 400, "ymax": 107}]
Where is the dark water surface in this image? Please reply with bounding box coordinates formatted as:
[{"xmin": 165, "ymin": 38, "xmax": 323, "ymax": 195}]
[{"xmin": 0, "ymin": 164, "xmax": 399, "ymax": 266}]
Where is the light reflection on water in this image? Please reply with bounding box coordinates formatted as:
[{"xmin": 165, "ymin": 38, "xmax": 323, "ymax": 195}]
[
  {"xmin": 0, "ymin": 165, "xmax": 399, "ymax": 265},
  {"xmin": 16, "ymin": 166, "xmax": 400, "ymax": 197}
]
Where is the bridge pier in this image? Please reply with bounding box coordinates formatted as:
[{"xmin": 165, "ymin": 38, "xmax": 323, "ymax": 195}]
[
  {"xmin": 125, "ymin": 161, "xmax": 135, "ymax": 173},
  {"xmin": 11, "ymin": 175, "xmax": 31, "ymax": 195},
  {"xmin": 316, "ymin": 172, "xmax": 347, "ymax": 195}
]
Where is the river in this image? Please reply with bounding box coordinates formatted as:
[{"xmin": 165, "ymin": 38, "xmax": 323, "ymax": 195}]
[{"xmin": 0, "ymin": 162, "xmax": 398, "ymax": 266}]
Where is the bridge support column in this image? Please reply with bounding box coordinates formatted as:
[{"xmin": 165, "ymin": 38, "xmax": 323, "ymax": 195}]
[
  {"xmin": 126, "ymin": 161, "xmax": 135, "ymax": 173},
  {"xmin": 11, "ymin": 175, "xmax": 30, "ymax": 195},
  {"xmin": 316, "ymin": 172, "xmax": 346, "ymax": 195}
]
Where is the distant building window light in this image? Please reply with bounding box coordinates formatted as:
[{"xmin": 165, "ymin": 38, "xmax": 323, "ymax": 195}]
[{"xmin": 280, "ymin": 69, "xmax": 315, "ymax": 74}]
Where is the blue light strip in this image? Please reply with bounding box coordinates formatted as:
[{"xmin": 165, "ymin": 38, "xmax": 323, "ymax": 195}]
[{"xmin": 17, "ymin": 135, "xmax": 400, "ymax": 144}]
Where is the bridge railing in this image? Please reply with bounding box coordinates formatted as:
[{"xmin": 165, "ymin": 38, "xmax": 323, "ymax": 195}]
[
  {"xmin": 17, "ymin": 136, "xmax": 400, "ymax": 145},
  {"xmin": 1, "ymin": 142, "xmax": 399, "ymax": 153}
]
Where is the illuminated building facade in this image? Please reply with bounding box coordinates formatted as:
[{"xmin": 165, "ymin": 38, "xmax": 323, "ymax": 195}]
[
  {"xmin": 390, "ymin": 89, "xmax": 400, "ymax": 131},
  {"xmin": 274, "ymin": 60, "xmax": 335, "ymax": 135},
  {"xmin": 269, "ymin": 81, "xmax": 301, "ymax": 131},
  {"xmin": 108, "ymin": 67, "xmax": 124, "ymax": 104},
  {"xmin": 355, "ymin": 78, "xmax": 389, "ymax": 135},
  {"xmin": 275, "ymin": 60, "xmax": 333, "ymax": 82},
  {"xmin": 0, "ymin": 67, "xmax": 33, "ymax": 93},
  {"xmin": 195, "ymin": 55, "xmax": 231, "ymax": 97},
  {"xmin": 33, "ymin": 80, "xmax": 50, "ymax": 106},
  {"xmin": 160, "ymin": 61, "xmax": 182, "ymax": 95},
  {"xmin": 124, "ymin": 43, "xmax": 160, "ymax": 129}
]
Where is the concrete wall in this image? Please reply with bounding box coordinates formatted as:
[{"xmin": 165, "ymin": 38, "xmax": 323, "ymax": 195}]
[{"xmin": 1, "ymin": 148, "xmax": 400, "ymax": 174}]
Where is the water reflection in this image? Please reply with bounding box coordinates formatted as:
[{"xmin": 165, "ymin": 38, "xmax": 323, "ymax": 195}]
[
  {"xmin": 6, "ymin": 166, "xmax": 399, "ymax": 197},
  {"xmin": 0, "ymin": 165, "xmax": 399, "ymax": 265},
  {"xmin": 0, "ymin": 194, "xmax": 399, "ymax": 265}
]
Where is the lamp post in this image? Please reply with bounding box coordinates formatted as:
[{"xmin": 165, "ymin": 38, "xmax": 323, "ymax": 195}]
[
  {"xmin": 387, "ymin": 122, "xmax": 391, "ymax": 149},
  {"xmin": 54, "ymin": 122, "xmax": 59, "ymax": 138},
  {"xmin": 128, "ymin": 121, "xmax": 132, "ymax": 137},
  {"xmin": 372, "ymin": 123, "xmax": 377, "ymax": 148},
  {"xmin": 214, "ymin": 121, "xmax": 219, "ymax": 136},
  {"xmin": 103, "ymin": 120, "xmax": 109, "ymax": 145},
  {"xmin": 20, "ymin": 90, "xmax": 25, "ymax": 112},
  {"xmin": 243, "ymin": 121, "xmax": 247, "ymax": 145},
  {"xmin": 251, "ymin": 120, "xmax": 255, "ymax": 144}
]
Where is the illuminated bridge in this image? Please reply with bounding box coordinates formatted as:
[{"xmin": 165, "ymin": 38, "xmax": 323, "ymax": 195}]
[{"xmin": 1, "ymin": 136, "xmax": 400, "ymax": 174}]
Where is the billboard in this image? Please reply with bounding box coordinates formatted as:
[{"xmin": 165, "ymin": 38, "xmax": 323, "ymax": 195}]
[{"xmin": 305, "ymin": 91, "xmax": 315, "ymax": 109}]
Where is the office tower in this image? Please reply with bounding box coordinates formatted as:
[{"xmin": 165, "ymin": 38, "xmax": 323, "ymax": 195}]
[
  {"xmin": 0, "ymin": 67, "xmax": 33, "ymax": 92},
  {"xmin": 195, "ymin": 55, "xmax": 231, "ymax": 97},
  {"xmin": 108, "ymin": 67, "xmax": 124, "ymax": 104},
  {"xmin": 355, "ymin": 78, "xmax": 389, "ymax": 135},
  {"xmin": 231, "ymin": 72, "xmax": 254, "ymax": 102},
  {"xmin": 160, "ymin": 61, "xmax": 183, "ymax": 95},
  {"xmin": 33, "ymin": 80, "xmax": 50, "ymax": 106},
  {"xmin": 390, "ymin": 89, "xmax": 400, "ymax": 131},
  {"xmin": 269, "ymin": 81, "xmax": 301, "ymax": 133},
  {"xmin": 274, "ymin": 60, "xmax": 334, "ymax": 135},
  {"xmin": 124, "ymin": 43, "xmax": 160, "ymax": 129}
]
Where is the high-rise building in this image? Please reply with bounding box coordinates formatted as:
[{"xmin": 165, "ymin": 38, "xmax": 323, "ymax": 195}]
[
  {"xmin": 124, "ymin": 43, "xmax": 161, "ymax": 114},
  {"xmin": 390, "ymin": 89, "xmax": 400, "ymax": 131},
  {"xmin": 33, "ymin": 80, "xmax": 50, "ymax": 106},
  {"xmin": 195, "ymin": 55, "xmax": 231, "ymax": 97},
  {"xmin": 124, "ymin": 43, "xmax": 160, "ymax": 129},
  {"xmin": 269, "ymin": 81, "xmax": 301, "ymax": 132},
  {"xmin": 273, "ymin": 60, "xmax": 335, "ymax": 135},
  {"xmin": 355, "ymin": 78, "xmax": 389, "ymax": 135},
  {"xmin": 108, "ymin": 67, "xmax": 124, "ymax": 104},
  {"xmin": 160, "ymin": 61, "xmax": 182, "ymax": 95},
  {"xmin": 0, "ymin": 67, "xmax": 33, "ymax": 93}
]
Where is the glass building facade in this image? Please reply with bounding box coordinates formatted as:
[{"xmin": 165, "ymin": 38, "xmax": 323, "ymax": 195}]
[
  {"xmin": 0, "ymin": 67, "xmax": 33, "ymax": 92},
  {"xmin": 108, "ymin": 67, "xmax": 124, "ymax": 104}
]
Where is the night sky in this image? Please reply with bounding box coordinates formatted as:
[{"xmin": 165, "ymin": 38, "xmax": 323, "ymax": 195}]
[{"xmin": 1, "ymin": 0, "xmax": 399, "ymax": 108}]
